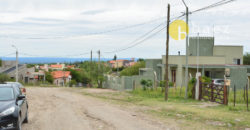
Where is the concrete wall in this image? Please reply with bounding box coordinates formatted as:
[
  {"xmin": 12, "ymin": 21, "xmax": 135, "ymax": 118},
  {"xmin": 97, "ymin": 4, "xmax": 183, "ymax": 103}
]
[
  {"xmin": 213, "ymin": 46, "xmax": 243, "ymax": 64},
  {"xmin": 145, "ymin": 59, "xmax": 162, "ymax": 80},
  {"xmin": 189, "ymin": 37, "xmax": 214, "ymax": 56},
  {"xmin": 162, "ymin": 55, "xmax": 226, "ymax": 65},
  {"xmin": 229, "ymin": 67, "xmax": 248, "ymax": 89},
  {"xmin": 103, "ymin": 75, "xmax": 155, "ymax": 91}
]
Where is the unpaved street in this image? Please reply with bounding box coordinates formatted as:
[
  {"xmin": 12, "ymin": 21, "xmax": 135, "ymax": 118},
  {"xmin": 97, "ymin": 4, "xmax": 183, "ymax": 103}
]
[{"xmin": 22, "ymin": 87, "xmax": 169, "ymax": 130}]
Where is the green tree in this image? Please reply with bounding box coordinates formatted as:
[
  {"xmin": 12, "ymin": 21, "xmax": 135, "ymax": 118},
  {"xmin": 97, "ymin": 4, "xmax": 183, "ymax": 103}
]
[
  {"xmin": 120, "ymin": 61, "xmax": 145, "ymax": 76},
  {"xmin": 140, "ymin": 79, "xmax": 147, "ymax": 91},
  {"xmin": 0, "ymin": 59, "xmax": 2, "ymax": 67},
  {"xmin": 113, "ymin": 55, "xmax": 117, "ymax": 61},
  {"xmin": 45, "ymin": 72, "xmax": 54, "ymax": 84},
  {"xmin": 69, "ymin": 80, "xmax": 77, "ymax": 87},
  {"xmin": 244, "ymin": 53, "xmax": 250, "ymax": 65},
  {"xmin": 0, "ymin": 73, "xmax": 10, "ymax": 83}
]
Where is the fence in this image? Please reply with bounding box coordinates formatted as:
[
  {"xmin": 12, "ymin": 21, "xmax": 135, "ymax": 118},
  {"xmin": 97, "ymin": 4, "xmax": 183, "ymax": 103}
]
[{"xmin": 103, "ymin": 75, "xmax": 155, "ymax": 91}]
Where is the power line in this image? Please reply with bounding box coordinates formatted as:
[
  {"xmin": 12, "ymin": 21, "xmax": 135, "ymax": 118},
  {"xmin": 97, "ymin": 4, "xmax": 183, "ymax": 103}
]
[
  {"xmin": 191, "ymin": 0, "xmax": 236, "ymax": 14},
  {"xmin": 103, "ymin": 22, "xmax": 165, "ymax": 54},
  {"xmin": 104, "ymin": 26, "xmax": 166, "ymax": 54},
  {"xmin": 0, "ymin": 52, "xmax": 15, "ymax": 57}
]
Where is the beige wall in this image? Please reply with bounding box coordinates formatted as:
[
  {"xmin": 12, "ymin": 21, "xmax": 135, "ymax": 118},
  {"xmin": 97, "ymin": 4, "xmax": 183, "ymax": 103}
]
[
  {"xmin": 213, "ymin": 46, "xmax": 243, "ymax": 64},
  {"xmin": 162, "ymin": 55, "xmax": 226, "ymax": 65}
]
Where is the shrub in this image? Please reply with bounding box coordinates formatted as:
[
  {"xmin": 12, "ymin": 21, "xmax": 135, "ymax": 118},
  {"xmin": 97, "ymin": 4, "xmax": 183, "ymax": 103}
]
[
  {"xmin": 69, "ymin": 80, "xmax": 77, "ymax": 87},
  {"xmin": 188, "ymin": 78, "xmax": 196, "ymax": 98},
  {"xmin": 120, "ymin": 61, "xmax": 145, "ymax": 76},
  {"xmin": 140, "ymin": 79, "xmax": 147, "ymax": 91},
  {"xmin": 0, "ymin": 73, "xmax": 10, "ymax": 83}
]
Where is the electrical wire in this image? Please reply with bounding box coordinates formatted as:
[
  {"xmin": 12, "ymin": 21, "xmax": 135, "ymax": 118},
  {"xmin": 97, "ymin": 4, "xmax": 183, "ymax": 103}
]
[
  {"xmin": 191, "ymin": 0, "xmax": 236, "ymax": 14},
  {"xmin": 0, "ymin": 52, "xmax": 15, "ymax": 57}
]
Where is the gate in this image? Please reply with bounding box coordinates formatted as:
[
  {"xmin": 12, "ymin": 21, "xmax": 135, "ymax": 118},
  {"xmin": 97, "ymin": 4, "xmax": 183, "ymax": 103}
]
[{"xmin": 199, "ymin": 81, "xmax": 228, "ymax": 105}]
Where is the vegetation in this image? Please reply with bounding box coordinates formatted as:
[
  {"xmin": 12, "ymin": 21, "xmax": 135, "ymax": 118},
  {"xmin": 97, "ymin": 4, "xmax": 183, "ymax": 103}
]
[
  {"xmin": 120, "ymin": 61, "xmax": 145, "ymax": 76},
  {"xmin": 45, "ymin": 72, "xmax": 54, "ymax": 84},
  {"xmin": 78, "ymin": 61, "xmax": 111, "ymax": 88},
  {"xmin": 0, "ymin": 59, "xmax": 2, "ymax": 67},
  {"xmin": 81, "ymin": 87, "xmax": 250, "ymax": 129},
  {"xmin": 69, "ymin": 80, "xmax": 77, "ymax": 87},
  {"xmin": 0, "ymin": 73, "xmax": 10, "ymax": 83},
  {"xmin": 243, "ymin": 53, "xmax": 250, "ymax": 65},
  {"xmin": 140, "ymin": 79, "xmax": 153, "ymax": 91}
]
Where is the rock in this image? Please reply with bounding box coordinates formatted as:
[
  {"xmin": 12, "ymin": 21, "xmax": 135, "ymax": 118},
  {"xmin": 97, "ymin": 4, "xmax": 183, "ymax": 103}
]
[{"xmin": 227, "ymin": 123, "xmax": 232, "ymax": 127}]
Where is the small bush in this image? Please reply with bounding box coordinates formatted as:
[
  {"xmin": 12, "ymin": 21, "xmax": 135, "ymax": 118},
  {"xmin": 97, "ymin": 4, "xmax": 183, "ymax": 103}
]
[{"xmin": 0, "ymin": 73, "xmax": 10, "ymax": 83}]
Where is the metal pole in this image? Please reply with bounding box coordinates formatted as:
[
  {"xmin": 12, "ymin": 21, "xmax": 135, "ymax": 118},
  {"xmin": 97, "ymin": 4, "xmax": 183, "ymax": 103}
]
[
  {"xmin": 16, "ymin": 50, "xmax": 18, "ymax": 82},
  {"xmin": 165, "ymin": 4, "xmax": 170, "ymax": 101},
  {"xmin": 197, "ymin": 33, "xmax": 199, "ymax": 73},
  {"xmin": 12, "ymin": 45, "xmax": 18, "ymax": 82},
  {"xmin": 234, "ymin": 85, "xmax": 236, "ymax": 107},
  {"xmin": 184, "ymin": 6, "xmax": 189, "ymax": 99},
  {"xmin": 247, "ymin": 84, "xmax": 249, "ymax": 111}
]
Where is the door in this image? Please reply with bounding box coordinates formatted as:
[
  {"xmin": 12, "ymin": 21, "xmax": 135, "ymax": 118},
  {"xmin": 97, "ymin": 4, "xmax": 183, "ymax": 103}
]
[{"xmin": 171, "ymin": 70, "xmax": 176, "ymax": 83}]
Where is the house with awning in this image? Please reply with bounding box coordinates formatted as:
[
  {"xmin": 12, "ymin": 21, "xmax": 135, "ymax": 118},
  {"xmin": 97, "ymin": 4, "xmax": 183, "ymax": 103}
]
[{"xmin": 143, "ymin": 37, "xmax": 250, "ymax": 89}]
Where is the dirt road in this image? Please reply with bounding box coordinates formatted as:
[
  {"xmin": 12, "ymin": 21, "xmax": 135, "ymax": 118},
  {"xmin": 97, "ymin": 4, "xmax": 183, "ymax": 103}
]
[{"xmin": 22, "ymin": 87, "xmax": 169, "ymax": 130}]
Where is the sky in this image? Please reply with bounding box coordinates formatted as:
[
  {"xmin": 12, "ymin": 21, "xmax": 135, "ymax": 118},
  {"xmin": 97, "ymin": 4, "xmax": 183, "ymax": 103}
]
[{"xmin": 0, "ymin": 0, "xmax": 249, "ymax": 59}]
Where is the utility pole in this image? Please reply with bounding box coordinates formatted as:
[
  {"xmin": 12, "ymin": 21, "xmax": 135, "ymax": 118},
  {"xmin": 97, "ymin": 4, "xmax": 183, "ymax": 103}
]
[
  {"xmin": 116, "ymin": 55, "xmax": 118, "ymax": 74},
  {"xmin": 197, "ymin": 33, "xmax": 200, "ymax": 73},
  {"xmin": 165, "ymin": 4, "xmax": 170, "ymax": 101},
  {"xmin": 12, "ymin": 45, "xmax": 18, "ymax": 82},
  {"xmin": 89, "ymin": 50, "xmax": 93, "ymax": 87},
  {"xmin": 98, "ymin": 50, "xmax": 100, "ymax": 75},
  {"xmin": 182, "ymin": 0, "xmax": 189, "ymax": 99},
  {"xmin": 90, "ymin": 50, "xmax": 92, "ymax": 63}
]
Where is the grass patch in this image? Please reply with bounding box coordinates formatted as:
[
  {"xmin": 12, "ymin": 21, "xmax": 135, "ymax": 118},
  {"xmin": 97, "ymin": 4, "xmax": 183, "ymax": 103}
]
[{"xmin": 80, "ymin": 87, "xmax": 250, "ymax": 129}]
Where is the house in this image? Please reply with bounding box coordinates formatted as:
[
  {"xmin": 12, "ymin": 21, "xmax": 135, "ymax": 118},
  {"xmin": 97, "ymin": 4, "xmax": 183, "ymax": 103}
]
[
  {"xmin": 142, "ymin": 37, "xmax": 250, "ymax": 89},
  {"xmin": 49, "ymin": 63, "xmax": 65, "ymax": 70},
  {"xmin": 108, "ymin": 58, "xmax": 135, "ymax": 68},
  {"xmin": 0, "ymin": 60, "xmax": 45, "ymax": 84},
  {"xmin": 51, "ymin": 71, "xmax": 71, "ymax": 86},
  {"xmin": 39, "ymin": 64, "xmax": 49, "ymax": 71}
]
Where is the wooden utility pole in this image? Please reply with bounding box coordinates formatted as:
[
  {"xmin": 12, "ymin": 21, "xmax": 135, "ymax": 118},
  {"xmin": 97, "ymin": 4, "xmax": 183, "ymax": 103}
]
[
  {"xmin": 90, "ymin": 50, "xmax": 92, "ymax": 63},
  {"xmin": 98, "ymin": 50, "xmax": 100, "ymax": 73},
  {"xmin": 165, "ymin": 4, "xmax": 170, "ymax": 101},
  {"xmin": 89, "ymin": 50, "xmax": 93, "ymax": 87}
]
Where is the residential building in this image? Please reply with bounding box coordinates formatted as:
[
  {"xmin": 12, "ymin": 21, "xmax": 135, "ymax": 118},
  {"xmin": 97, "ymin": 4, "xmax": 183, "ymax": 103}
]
[
  {"xmin": 108, "ymin": 58, "xmax": 136, "ymax": 68},
  {"xmin": 143, "ymin": 37, "xmax": 250, "ymax": 89},
  {"xmin": 0, "ymin": 60, "xmax": 45, "ymax": 83},
  {"xmin": 51, "ymin": 71, "xmax": 71, "ymax": 86},
  {"xmin": 49, "ymin": 63, "xmax": 65, "ymax": 70}
]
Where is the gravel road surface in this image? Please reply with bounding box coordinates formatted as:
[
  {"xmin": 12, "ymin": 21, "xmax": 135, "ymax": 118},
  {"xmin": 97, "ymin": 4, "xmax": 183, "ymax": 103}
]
[{"xmin": 22, "ymin": 87, "xmax": 169, "ymax": 130}]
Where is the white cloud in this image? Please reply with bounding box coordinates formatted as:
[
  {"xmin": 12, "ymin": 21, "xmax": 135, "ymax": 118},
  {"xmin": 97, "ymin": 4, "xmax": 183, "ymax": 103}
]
[{"xmin": 0, "ymin": 0, "xmax": 249, "ymax": 58}]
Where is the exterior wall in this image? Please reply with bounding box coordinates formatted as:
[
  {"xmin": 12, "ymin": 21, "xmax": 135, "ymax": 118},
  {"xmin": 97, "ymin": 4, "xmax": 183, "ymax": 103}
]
[
  {"xmin": 103, "ymin": 75, "xmax": 154, "ymax": 91},
  {"xmin": 53, "ymin": 77, "xmax": 70, "ymax": 86},
  {"xmin": 229, "ymin": 67, "xmax": 248, "ymax": 89},
  {"xmin": 189, "ymin": 37, "xmax": 214, "ymax": 56},
  {"xmin": 163, "ymin": 55, "xmax": 226, "ymax": 65},
  {"xmin": 213, "ymin": 46, "xmax": 243, "ymax": 64},
  {"xmin": 145, "ymin": 59, "xmax": 162, "ymax": 80}
]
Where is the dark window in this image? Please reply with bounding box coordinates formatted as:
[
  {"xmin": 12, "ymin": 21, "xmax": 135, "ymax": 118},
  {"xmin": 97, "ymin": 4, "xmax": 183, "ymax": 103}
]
[
  {"xmin": 205, "ymin": 71, "xmax": 210, "ymax": 77},
  {"xmin": 237, "ymin": 59, "xmax": 241, "ymax": 65}
]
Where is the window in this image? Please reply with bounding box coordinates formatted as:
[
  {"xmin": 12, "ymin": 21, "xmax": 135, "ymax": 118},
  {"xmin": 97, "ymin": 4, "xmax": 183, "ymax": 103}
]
[{"xmin": 233, "ymin": 59, "xmax": 241, "ymax": 65}]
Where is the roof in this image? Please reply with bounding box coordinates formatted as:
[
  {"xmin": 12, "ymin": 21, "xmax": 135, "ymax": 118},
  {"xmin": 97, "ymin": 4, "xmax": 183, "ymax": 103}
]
[
  {"xmin": 67, "ymin": 65, "xmax": 75, "ymax": 68},
  {"xmin": 109, "ymin": 60, "xmax": 128, "ymax": 64},
  {"xmin": 50, "ymin": 64, "xmax": 62, "ymax": 68},
  {"xmin": 51, "ymin": 71, "xmax": 71, "ymax": 79}
]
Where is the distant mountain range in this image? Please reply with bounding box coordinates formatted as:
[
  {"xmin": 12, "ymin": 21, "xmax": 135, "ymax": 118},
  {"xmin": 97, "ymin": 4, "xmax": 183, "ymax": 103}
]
[{"xmin": 0, "ymin": 57, "xmax": 137, "ymax": 64}]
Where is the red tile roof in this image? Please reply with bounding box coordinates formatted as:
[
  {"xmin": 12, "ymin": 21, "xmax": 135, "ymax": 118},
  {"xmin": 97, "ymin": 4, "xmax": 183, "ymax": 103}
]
[
  {"xmin": 109, "ymin": 60, "xmax": 126, "ymax": 64},
  {"xmin": 50, "ymin": 64, "xmax": 62, "ymax": 68},
  {"xmin": 51, "ymin": 71, "xmax": 71, "ymax": 79}
]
